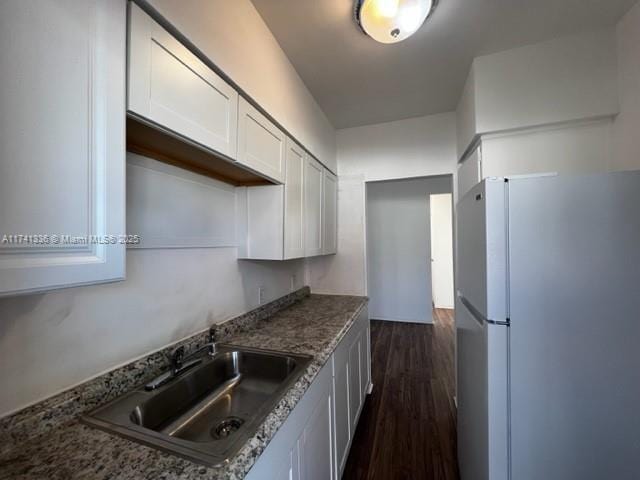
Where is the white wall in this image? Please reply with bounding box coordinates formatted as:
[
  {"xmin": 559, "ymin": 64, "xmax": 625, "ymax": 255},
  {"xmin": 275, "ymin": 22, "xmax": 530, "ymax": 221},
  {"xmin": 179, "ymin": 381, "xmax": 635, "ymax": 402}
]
[
  {"xmin": 307, "ymin": 113, "xmax": 458, "ymax": 296},
  {"xmin": 0, "ymin": 158, "xmax": 305, "ymax": 418},
  {"xmin": 145, "ymin": 0, "xmax": 337, "ymax": 171},
  {"xmin": 475, "ymin": 29, "xmax": 619, "ymax": 133},
  {"xmin": 613, "ymin": 1, "xmax": 640, "ymax": 171},
  {"xmin": 480, "ymin": 118, "xmax": 615, "ymax": 178},
  {"xmin": 457, "ymin": 29, "xmax": 620, "ymax": 157}
]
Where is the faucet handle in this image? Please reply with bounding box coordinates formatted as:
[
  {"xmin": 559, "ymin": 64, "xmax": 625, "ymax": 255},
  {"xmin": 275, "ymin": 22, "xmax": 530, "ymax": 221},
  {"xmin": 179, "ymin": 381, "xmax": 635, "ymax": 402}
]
[
  {"xmin": 171, "ymin": 346, "xmax": 185, "ymax": 372},
  {"xmin": 208, "ymin": 327, "xmax": 216, "ymax": 343}
]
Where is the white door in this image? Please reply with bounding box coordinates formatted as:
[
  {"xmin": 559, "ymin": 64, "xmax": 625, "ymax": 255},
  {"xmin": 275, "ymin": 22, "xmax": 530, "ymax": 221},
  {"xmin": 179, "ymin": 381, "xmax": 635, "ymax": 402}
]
[
  {"xmin": 304, "ymin": 156, "xmax": 323, "ymax": 257},
  {"xmin": 128, "ymin": 3, "xmax": 238, "ymax": 158},
  {"xmin": 237, "ymin": 97, "xmax": 286, "ymax": 183},
  {"xmin": 0, "ymin": 0, "xmax": 126, "ymax": 296},
  {"xmin": 284, "ymin": 139, "xmax": 305, "ymax": 259},
  {"xmin": 366, "ymin": 178, "xmax": 437, "ymax": 323},
  {"xmin": 429, "ymin": 194, "xmax": 454, "ymax": 309}
]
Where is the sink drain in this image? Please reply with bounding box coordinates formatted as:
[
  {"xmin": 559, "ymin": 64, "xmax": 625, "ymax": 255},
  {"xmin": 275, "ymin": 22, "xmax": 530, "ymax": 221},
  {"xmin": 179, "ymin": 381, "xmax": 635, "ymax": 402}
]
[{"xmin": 211, "ymin": 417, "xmax": 244, "ymax": 440}]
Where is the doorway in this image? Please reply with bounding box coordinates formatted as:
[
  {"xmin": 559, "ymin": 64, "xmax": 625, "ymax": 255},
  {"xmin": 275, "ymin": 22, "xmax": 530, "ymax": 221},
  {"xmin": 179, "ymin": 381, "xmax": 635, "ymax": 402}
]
[{"xmin": 365, "ymin": 175, "xmax": 453, "ymax": 323}]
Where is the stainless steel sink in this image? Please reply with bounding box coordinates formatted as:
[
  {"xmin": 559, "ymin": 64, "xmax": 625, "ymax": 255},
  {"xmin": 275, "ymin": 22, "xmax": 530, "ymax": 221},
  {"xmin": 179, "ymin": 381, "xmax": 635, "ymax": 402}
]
[{"xmin": 82, "ymin": 345, "xmax": 312, "ymax": 467}]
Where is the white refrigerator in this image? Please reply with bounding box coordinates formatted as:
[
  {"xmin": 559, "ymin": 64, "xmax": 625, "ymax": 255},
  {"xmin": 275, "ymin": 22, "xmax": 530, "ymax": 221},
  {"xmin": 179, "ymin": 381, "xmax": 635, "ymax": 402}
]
[{"xmin": 456, "ymin": 170, "xmax": 640, "ymax": 480}]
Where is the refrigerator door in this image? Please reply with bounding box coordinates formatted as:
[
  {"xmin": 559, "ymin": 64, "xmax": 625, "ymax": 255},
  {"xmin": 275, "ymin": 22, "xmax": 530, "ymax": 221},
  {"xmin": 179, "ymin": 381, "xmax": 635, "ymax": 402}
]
[
  {"xmin": 457, "ymin": 179, "xmax": 508, "ymax": 322},
  {"xmin": 457, "ymin": 296, "xmax": 509, "ymax": 480},
  {"xmin": 507, "ymin": 171, "xmax": 640, "ymax": 480}
]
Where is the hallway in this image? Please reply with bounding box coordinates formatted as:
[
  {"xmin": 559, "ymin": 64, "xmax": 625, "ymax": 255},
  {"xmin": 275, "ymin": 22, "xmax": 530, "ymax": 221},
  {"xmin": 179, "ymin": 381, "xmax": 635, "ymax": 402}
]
[{"xmin": 343, "ymin": 310, "xmax": 459, "ymax": 480}]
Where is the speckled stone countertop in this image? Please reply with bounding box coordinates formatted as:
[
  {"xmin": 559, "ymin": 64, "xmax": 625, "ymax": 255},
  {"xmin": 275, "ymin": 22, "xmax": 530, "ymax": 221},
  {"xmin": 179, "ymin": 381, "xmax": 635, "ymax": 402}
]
[{"xmin": 0, "ymin": 292, "xmax": 367, "ymax": 480}]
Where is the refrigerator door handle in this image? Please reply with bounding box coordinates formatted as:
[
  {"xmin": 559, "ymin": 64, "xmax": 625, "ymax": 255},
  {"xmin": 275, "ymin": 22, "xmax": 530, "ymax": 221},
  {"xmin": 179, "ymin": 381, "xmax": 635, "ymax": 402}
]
[{"xmin": 459, "ymin": 294, "xmax": 510, "ymax": 327}]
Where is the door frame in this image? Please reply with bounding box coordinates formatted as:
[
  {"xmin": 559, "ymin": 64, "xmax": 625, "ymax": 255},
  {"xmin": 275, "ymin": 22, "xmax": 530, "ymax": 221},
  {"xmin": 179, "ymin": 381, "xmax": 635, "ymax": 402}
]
[
  {"xmin": 363, "ymin": 174, "xmax": 454, "ymax": 322},
  {"xmin": 429, "ymin": 193, "xmax": 455, "ymax": 309}
]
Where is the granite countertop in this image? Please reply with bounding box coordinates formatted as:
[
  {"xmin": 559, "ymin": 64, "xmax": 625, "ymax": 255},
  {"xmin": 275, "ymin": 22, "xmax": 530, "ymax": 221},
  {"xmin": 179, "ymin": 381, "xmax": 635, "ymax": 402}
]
[{"xmin": 0, "ymin": 293, "xmax": 367, "ymax": 480}]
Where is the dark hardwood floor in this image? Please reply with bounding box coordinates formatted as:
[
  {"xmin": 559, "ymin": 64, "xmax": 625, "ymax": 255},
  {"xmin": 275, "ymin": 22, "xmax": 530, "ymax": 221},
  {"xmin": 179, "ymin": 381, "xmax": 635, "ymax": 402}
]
[{"xmin": 343, "ymin": 309, "xmax": 459, "ymax": 480}]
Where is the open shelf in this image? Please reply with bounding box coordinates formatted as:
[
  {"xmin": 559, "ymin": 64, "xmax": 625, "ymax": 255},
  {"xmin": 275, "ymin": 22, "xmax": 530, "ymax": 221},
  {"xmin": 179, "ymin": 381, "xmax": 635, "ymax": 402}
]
[{"xmin": 126, "ymin": 115, "xmax": 273, "ymax": 187}]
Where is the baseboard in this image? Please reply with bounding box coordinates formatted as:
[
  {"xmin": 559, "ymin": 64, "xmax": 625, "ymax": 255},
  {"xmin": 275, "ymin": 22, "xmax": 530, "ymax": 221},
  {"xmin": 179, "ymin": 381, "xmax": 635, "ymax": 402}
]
[{"xmin": 371, "ymin": 315, "xmax": 433, "ymax": 324}]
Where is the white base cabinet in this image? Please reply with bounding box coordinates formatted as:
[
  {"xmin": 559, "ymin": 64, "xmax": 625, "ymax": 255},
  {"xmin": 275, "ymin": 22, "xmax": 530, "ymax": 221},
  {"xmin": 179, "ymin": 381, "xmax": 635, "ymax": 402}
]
[
  {"xmin": 246, "ymin": 307, "xmax": 371, "ymax": 480},
  {"xmin": 333, "ymin": 307, "xmax": 371, "ymax": 479},
  {"xmin": 300, "ymin": 382, "xmax": 335, "ymax": 480}
]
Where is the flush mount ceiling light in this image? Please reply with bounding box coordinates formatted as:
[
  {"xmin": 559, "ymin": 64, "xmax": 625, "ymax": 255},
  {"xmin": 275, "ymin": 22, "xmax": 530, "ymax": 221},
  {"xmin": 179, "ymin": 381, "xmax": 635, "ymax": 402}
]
[{"xmin": 354, "ymin": 0, "xmax": 436, "ymax": 44}]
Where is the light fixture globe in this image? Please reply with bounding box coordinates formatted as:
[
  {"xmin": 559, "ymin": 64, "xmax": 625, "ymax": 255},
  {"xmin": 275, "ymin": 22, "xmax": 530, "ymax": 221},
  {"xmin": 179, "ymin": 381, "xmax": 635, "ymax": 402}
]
[{"xmin": 355, "ymin": 0, "xmax": 435, "ymax": 44}]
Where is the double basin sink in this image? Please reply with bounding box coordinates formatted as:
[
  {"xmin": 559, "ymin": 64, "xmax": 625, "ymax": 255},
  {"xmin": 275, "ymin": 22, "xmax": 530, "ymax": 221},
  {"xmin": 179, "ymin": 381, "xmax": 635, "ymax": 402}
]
[{"xmin": 82, "ymin": 345, "xmax": 312, "ymax": 467}]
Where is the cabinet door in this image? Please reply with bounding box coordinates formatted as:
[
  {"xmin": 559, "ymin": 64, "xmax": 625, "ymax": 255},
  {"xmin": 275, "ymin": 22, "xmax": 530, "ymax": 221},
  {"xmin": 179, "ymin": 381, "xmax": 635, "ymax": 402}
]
[
  {"xmin": 128, "ymin": 3, "xmax": 238, "ymax": 158},
  {"xmin": 273, "ymin": 442, "xmax": 300, "ymax": 480},
  {"xmin": 0, "ymin": 0, "xmax": 126, "ymax": 296},
  {"xmin": 284, "ymin": 139, "xmax": 305, "ymax": 259},
  {"xmin": 301, "ymin": 386, "xmax": 334, "ymax": 480},
  {"xmin": 348, "ymin": 335, "xmax": 362, "ymax": 430},
  {"xmin": 458, "ymin": 145, "xmax": 482, "ymax": 200},
  {"xmin": 332, "ymin": 349, "xmax": 351, "ymax": 477},
  {"xmin": 360, "ymin": 324, "xmax": 371, "ymax": 399},
  {"xmin": 237, "ymin": 97, "xmax": 286, "ymax": 183},
  {"xmin": 322, "ymin": 170, "xmax": 338, "ymax": 255},
  {"xmin": 304, "ymin": 156, "xmax": 324, "ymax": 257}
]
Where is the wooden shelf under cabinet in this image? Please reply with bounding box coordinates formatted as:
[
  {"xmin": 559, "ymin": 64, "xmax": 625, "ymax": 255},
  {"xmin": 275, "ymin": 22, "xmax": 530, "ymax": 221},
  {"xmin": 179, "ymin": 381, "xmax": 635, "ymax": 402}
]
[{"xmin": 126, "ymin": 115, "xmax": 273, "ymax": 187}]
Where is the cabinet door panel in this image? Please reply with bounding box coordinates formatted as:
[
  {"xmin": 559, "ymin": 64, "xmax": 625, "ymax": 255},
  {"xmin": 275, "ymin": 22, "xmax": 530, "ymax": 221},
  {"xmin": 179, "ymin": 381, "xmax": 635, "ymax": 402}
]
[
  {"xmin": 363, "ymin": 324, "xmax": 372, "ymax": 395},
  {"xmin": 360, "ymin": 326, "xmax": 370, "ymax": 399},
  {"xmin": 322, "ymin": 170, "xmax": 338, "ymax": 255},
  {"xmin": 348, "ymin": 336, "xmax": 362, "ymax": 430},
  {"xmin": 128, "ymin": 3, "xmax": 238, "ymax": 158},
  {"xmin": 333, "ymin": 356, "xmax": 351, "ymax": 476},
  {"xmin": 0, "ymin": 0, "xmax": 126, "ymax": 296},
  {"xmin": 273, "ymin": 447, "xmax": 297, "ymax": 480},
  {"xmin": 302, "ymin": 388, "xmax": 334, "ymax": 480},
  {"xmin": 284, "ymin": 140, "xmax": 305, "ymax": 259},
  {"xmin": 304, "ymin": 157, "xmax": 323, "ymax": 257},
  {"xmin": 237, "ymin": 98, "xmax": 285, "ymax": 183}
]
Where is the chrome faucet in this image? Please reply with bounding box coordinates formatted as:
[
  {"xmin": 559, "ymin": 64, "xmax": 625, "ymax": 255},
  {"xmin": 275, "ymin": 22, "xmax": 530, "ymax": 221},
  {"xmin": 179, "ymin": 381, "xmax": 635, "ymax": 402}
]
[{"xmin": 145, "ymin": 328, "xmax": 218, "ymax": 391}]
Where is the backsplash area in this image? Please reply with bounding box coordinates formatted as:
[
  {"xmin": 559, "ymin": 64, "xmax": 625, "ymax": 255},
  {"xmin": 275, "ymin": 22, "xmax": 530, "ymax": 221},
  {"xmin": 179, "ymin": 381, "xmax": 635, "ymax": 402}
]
[{"xmin": 0, "ymin": 286, "xmax": 310, "ymax": 456}]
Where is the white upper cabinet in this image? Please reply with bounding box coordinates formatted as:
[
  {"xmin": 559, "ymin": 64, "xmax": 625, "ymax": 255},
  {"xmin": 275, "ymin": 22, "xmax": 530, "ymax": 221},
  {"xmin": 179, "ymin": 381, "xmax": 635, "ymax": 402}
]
[
  {"xmin": 322, "ymin": 170, "xmax": 338, "ymax": 255},
  {"xmin": 284, "ymin": 139, "xmax": 306, "ymax": 259},
  {"xmin": 0, "ymin": 0, "xmax": 126, "ymax": 297},
  {"xmin": 304, "ymin": 156, "xmax": 324, "ymax": 257},
  {"xmin": 237, "ymin": 97, "xmax": 286, "ymax": 183},
  {"xmin": 128, "ymin": 3, "xmax": 238, "ymax": 158},
  {"xmin": 237, "ymin": 140, "xmax": 336, "ymax": 260}
]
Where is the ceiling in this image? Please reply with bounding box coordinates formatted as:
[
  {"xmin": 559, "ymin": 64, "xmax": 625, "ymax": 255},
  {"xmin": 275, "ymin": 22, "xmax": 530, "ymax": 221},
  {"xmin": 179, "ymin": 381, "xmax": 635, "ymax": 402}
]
[{"xmin": 251, "ymin": 0, "xmax": 637, "ymax": 129}]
